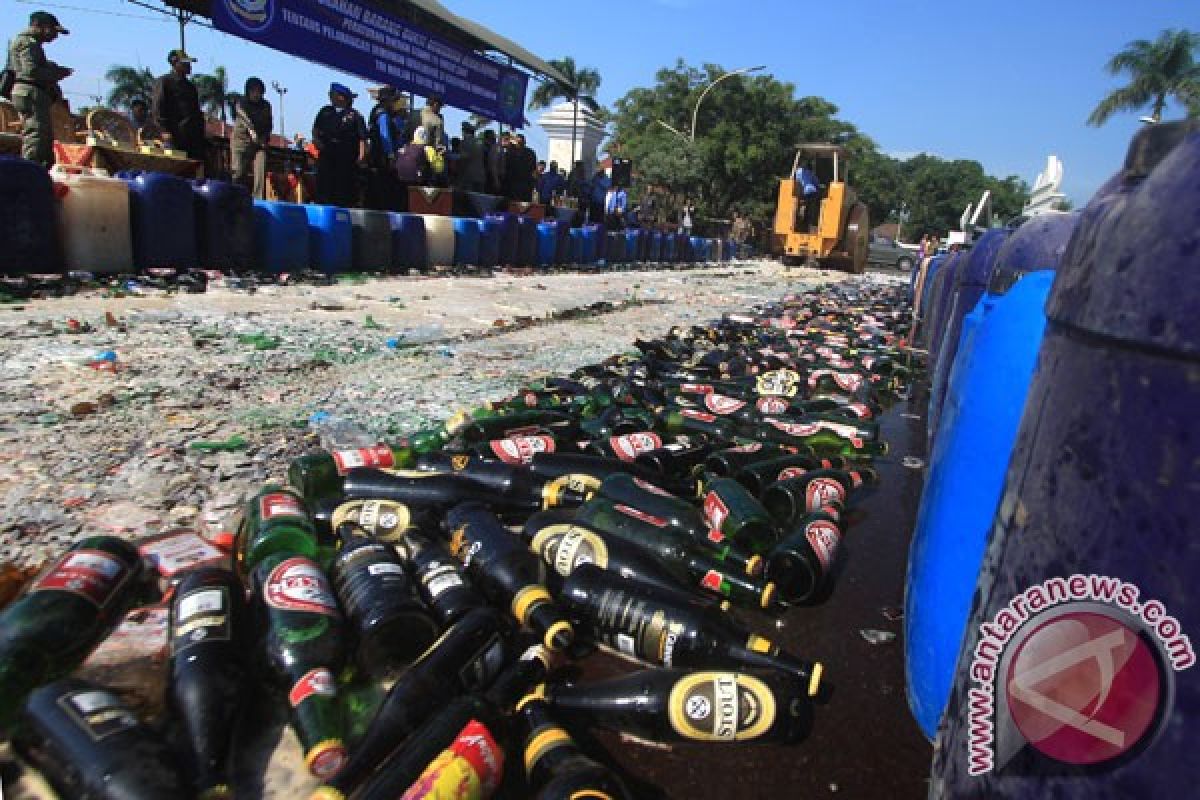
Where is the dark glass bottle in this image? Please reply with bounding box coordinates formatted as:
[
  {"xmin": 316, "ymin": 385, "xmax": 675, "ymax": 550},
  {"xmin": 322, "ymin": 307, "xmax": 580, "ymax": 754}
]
[
  {"xmin": 698, "ymin": 478, "xmax": 780, "ymax": 554},
  {"xmin": 733, "ymin": 453, "xmax": 852, "ymax": 497},
  {"xmin": 344, "ymin": 466, "xmax": 591, "ymax": 517},
  {"xmin": 288, "ymin": 442, "xmax": 421, "ymax": 502},
  {"xmin": 633, "ymin": 437, "xmax": 716, "ymax": 480},
  {"xmin": 329, "ymin": 498, "xmax": 414, "ymax": 544},
  {"xmin": 415, "ymin": 452, "xmax": 598, "ymax": 509},
  {"xmin": 330, "ymin": 526, "xmax": 440, "ymax": 677},
  {"xmin": 761, "ymin": 467, "xmax": 878, "ymax": 526},
  {"xmin": 539, "ymin": 668, "xmax": 812, "ymax": 744},
  {"xmin": 236, "ymin": 485, "xmax": 319, "ymax": 576},
  {"xmin": 559, "ymin": 566, "xmax": 821, "ymax": 697},
  {"xmin": 523, "ymin": 510, "xmax": 771, "ymax": 609},
  {"xmin": 252, "ymin": 552, "xmax": 347, "ymax": 780},
  {"xmin": 0, "ymin": 535, "xmax": 142, "ymax": 730},
  {"xmin": 584, "ymin": 430, "xmax": 668, "ymax": 462},
  {"xmin": 659, "ymin": 408, "xmax": 739, "ymax": 440},
  {"xmin": 702, "ymin": 442, "xmax": 793, "ymax": 477},
  {"xmin": 519, "ymin": 694, "xmax": 633, "ymax": 800},
  {"xmin": 450, "ymin": 409, "xmax": 581, "ymax": 444},
  {"xmin": 526, "ymin": 452, "xmax": 695, "ymax": 497},
  {"xmin": 169, "ymin": 567, "xmax": 249, "ymax": 799},
  {"xmin": 766, "ymin": 510, "xmax": 844, "ymax": 605},
  {"xmin": 443, "ymin": 504, "xmax": 575, "ymax": 652},
  {"xmin": 402, "ymin": 532, "xmax": 486, "ymax": 627},
  {"xmin": 316, "ymin": 607, "xmax": 513, "ymax": 798},
  {"xmin": 14, "ymin": 678, "xmax": 189, "ymax": 798}
]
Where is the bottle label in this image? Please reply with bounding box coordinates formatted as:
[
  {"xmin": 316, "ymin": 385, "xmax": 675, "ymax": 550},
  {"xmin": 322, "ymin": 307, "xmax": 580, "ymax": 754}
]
[
  {"xmin": 702, "ymin": 492, "xmax": 730, "ymax": 532},
  {"xmin": 680, "ymin": 409, "xmax": 717, "ymax": 423},
  {"xmin": 767, "ymin": 419, "xmax": 820, "ymax": 438},
  {"xmin": 755, "ymin": 396, "xmax": 790, "ymax": 415},
  {"xmin": 332, "ymin": 444, "xmax": 395, "ymax": 475},
  {"xmin": 728, "ymin": 442, "xmax": 763, "ymax": 454},
  {"xmin": 288, "ymin": 667, "xmax": 338, "ymax": 707},
  {"xmin": 805, "ymin": 478, "xmax": 846, "ymax": 512},
  {"xmin": 334, "ymin": 499, "xmax": 412, "ymax": 543},
  {"xmin": 531, "ymin": 523, "xmax": 610, "ymax": 576},
  {"xmin": 700, "ymin": 570, "xmax": 724, "ymax": 592},
  {"xmin": 264, "ymin": 557, "xmax": 340, "ymax": 616},
  {"xmin": 138, "ymin": 531, "xmax": 226, "ymax": 578},
  {"xmin": 815, "ymin": 420, "xmax": 865, "ymax": 448},
  {"xmin": 777, "ymin": 466, "xmax": 807, "ymax": 482},
  {"xmin": 422, "ymin": 563, "xmax": 466, "ymax": 599},
  {"xmin": 833, "ymin": 372, "xmax": 865, "ymax": 392},
  {"xmin": 609, "ymin": 432, "xmax": 663, "ymax": 462},
  {"xmin": 489, "ymin": 434, "xmax": 556, "ymax": 465},
  {"xmin": 501, "ymin": 424, "xmax": 543, "ymax": 439},
  {"xmin": 703, "ymin": 394, "xmax": 746, "ymax": 415},
  {"xmin": 259, "ymin": 491, "xmax": 306, "ymax": 522},
  {"xmin": 805, "ymin": 519, "xmax": 842, "ymax": 573},
  {"xmin": 400, "ymin": 719, "xmax": 504, "ymax": 800},
  {"xmin": 172, "ymin": 585, "xmax": 231, "ymax": 654},
  {"xmin": 32, "ymin": 549, "xmax": 130, "ymax": 608},
  {"xmin": 59, "ymin": 689, "xmax": 139, "ymax": 741},
  {"xmin": 679, "ymin": 383, "xmax": 715, "ymax": 394},
  {"xmin": 613, "ymin": 503, "xmax": 668, "ymax": 528},
  {"xmin": 847, "ymin": 402, "xmax": 873, "ymax": 419},
  {"xmin": 367, "ymin": 562, "xmax": 407, "ymax": 577},
  {"xmin": 706, "ymin": 528, "xmax": 726, "ymax": 544},
  {"xmin": 667, "ymin": 672, "xmax": 777, "ymax": 742},
  {"xmin": 755, "ymin": 369, "xmax": 801, "ymax": 397},
  {"xmin": 632, "ymin": 477, "xmax": 675, "ymax": 498},
  {"xmin": 459, "ymin": 632, "xmax": 507, "ymax": 691}
]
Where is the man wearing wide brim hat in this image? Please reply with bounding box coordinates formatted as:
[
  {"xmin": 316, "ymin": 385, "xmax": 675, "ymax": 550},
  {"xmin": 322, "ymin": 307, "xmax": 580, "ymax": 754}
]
[
  {"xmin": 151, "ymin": 48, "xmax": 206, "ymax": 162},
  {"xmin": 7, "ymin": 11, "xmax": 73, "ymax": 167},
  {"xmin": 312, "ymin": 82, "xmax": 368, "ymax": 207}
]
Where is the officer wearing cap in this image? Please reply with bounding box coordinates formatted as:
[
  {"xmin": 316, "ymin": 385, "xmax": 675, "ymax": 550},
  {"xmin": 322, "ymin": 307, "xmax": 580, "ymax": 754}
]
[
  {"xmin": 366, "ymin": 86, "xmax": 405, "ymax": 209},
  {"xmin": 151, "ymin": 48, "xmax": 205, "ymax": 162},
  {"xmin": 7, "ymin": 11, "xmax": 73, "ymax": 167},
  {"xmin": 312, "ymin": 82, "xmax": 368, "ymax": 207}
]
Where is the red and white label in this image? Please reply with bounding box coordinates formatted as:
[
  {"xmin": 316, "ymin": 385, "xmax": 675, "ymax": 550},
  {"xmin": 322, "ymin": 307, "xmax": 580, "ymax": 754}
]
[
  {"xmin": 489, "ymin": 435, "xmax": 555, "ymax": 465},
  {"xmin": 728, "ymin": 442, "xmax": 763, "ymax": 454},
  {"xmin": 265, "ymin": 558, "xmax": 340, "ymax": 616},
  {"xmin": 614, "ymin": 503, "xmax": 668, "ymax": 528},
  {"xmin": 138, "ymin": 532, "xmax": 226, "ymax": 578},
  {"xmin": 681, "ymin": 409, "xmax": 717, "ymax": 423},
  {"xmin": 777, "ymin": 466, "xmax": 808, "ymax": 482},
  {"xmin": 680, "ymin": 383, "xmax": 715, "ymax": 395},
  {"xmin": 702, "ymin": 492, "xmax": 730, "ymax": 532},
  {"xmin": 706, "ymin": 528, "xmax": 726, "ymax": 544},
  {"xmin": 805, "ymin": 478, "xmax": 846, "ymax": 512},
  {"xmin": 701, "ymin": 570, "xmax": 724, "ymax": 591},
  {"xmin": 815, "ymin": 420, "xmax": 864, "ymax": 449},
  {"xmin": 309, "ymin": 745, "xmax": 347, "ymax": 781},
  {"xmin": 861, "ymin": 355, "xmax": 877, "ymax": 370},
  {"xmin": 768, "ymin": 419, "xmax": 821, "ymax": 437},
  {"xmin": 522, "ymin": 392, "xmax": 540, "ymax": 407},
  {"xmin": 259, "ymin": 492, "xmax": 306, "ymax": 521},
  {"xmin": 633, "ymin": 477, "xmax": 675, "ymax": 498},
  {"xmin": 847, "ymin": 402, "xmax": 873, "ymax": 419},
  {"xmin": 401, "ymin": 720, "xmax": 504, "ymax": 799},
  {"xmin": 33, "ymin": 549, "xmax": 128, "ymax": 607},
  {"xmin": 288, "ymin": 667, "xmax": 338, "ymax": 707},
  {"xmin": 332, "ymin": 444, "xmax": 395, "ymax": 474},
  {"xmin": 703, "ymin": 394, "xmax": 747, "ymax": 416},
  {"xmin": 610, "ymin": 432, "xmax": 662, "ymax": 461},
  {"xmin": 805, "ymin": 520, "xmax": 841, "ymax": 572},
  {"xmin": 833, "ymin": 372, "xmax": 865, "ymax": 392},
  {"xmin": 755, "ymin": 396, "xmax": 790, "ymax": 415}
]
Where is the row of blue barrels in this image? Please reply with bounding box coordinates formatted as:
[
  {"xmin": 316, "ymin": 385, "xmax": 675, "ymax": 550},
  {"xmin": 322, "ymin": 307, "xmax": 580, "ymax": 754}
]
[
  {"xmin": 0, "ymin": 157, "xmax": 740, "ymax": 275},
  {"xmin": 905, "ymin": 121, "xmax": 1199, "ymax": 797}
]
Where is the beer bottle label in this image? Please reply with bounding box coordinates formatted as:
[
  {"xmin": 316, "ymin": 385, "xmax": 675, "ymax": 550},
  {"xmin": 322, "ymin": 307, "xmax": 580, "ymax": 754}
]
[
  {"xmin": 32, "ymin": 549, "xmax": 130, "ymax": 608},
  {"xmin": 609, "ymin": 432, "xmax": 662, "ymax": 462},
  {"xmin": 332, "ymin": 444, "xmax": 395, "ymax": 475},
  {"xmin": 777, "ymin": 466, "xmax": 808, "ymax": 482},
  {"xmin": 259, "ymin": 491, "xmax": 306, "ymax": 522},
  {"xmin": 264, "ymin": 558, "xmax": 340, "ymax": 616},
  {"xmin": 531, "ymin": 524, "xmax": 610, "ymax": 576},
  {"xmin": 815, "ymin": 420, "xmax": 864, "ymax": 448},
  {"xmin": 632, "ymin": 477, "xmax": 675, "ymax": 498},
  {"xmin": 172, "ymin": 585, "xmax": 231, "ymax": 654},
  {"xmin": 139, "ymin": 531, "xmax": 226, "ymax": 578},
  {"xmin": 679, "ymin": 383, "xmax": 715, "ymax": 395},
  {"xmin": 613, "ymin": 504, "xmax": 669, "ymax": 528},
  {"xmin": 333, "ymin": 499, "xmax": 411, "ymax": 543},
  {"xmin": 755, "ymin": 369, "xmax": 801, "ymax": 397},
  {"xmin": 59, "ymin": 689, "xmax": 139, "ymax": 741},
  {"xmin": 755, "ymin": 396, "xmax": 790, "ymax": 415},
  {"xmin": 421, "ymin": 563, "xmax": 466, "ymax": 599},
  {"xmin": 400, "ymin": 719, "xmax": 504, "ymax": 800},
  {"xmin": 728, "ymin": 442, "xmax": 764, "ymax": 454},
  {"xmin": 489, "ymin": 434, "xmax": 556, "ymax": 465},
  {"xmin": 702, "ymin": 492, "xmax": 730, "ymax": 532},
  {"xmin": 766, "ymin": 419, "xmax": 820, "ymax": 437},
  {"xmin": 288, "ymin": 667, "xmax": 337, "ymax": 707},
  {"xmin": 667, "ymin": 672, "xmax": 777, "ymax": 742},
  {"xmin": 680, "ymin": 409, "xmax": 717, "ymax": 423},
  {"xmin": 593, "ymin": 590, "xmax": 685, "ymax": 666},
  {"xmin": 805, "ymin": 478, "xmax": 846, "ymax": 512},
  {"xmin": 805, "ymin": 519, "xmax": 842, "ymax": 572},
  {"xmin": 702, "ymin": 394, "xmax": 746, "ymax": 415}
]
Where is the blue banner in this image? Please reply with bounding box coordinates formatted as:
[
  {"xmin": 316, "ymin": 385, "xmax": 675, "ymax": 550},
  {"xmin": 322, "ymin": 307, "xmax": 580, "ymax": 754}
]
[{"xmin": 212, "ymin": 0, "xmax": 529, "ymax": 127}]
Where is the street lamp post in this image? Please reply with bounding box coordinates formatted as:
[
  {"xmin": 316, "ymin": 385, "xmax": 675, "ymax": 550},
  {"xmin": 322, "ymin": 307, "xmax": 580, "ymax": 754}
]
[
  {"xmin": 655, "ymin": 64, "xmax": 766, "ymax": 145},
  {"xmin": 272, "ymin": 81, "xmax": 288, "ymax": 141}
]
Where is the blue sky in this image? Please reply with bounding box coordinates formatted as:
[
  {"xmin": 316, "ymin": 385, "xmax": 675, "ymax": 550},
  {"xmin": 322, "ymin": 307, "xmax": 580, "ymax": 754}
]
[{"xmin": 15, "ymin": 0, "xmax": 1200, "ymax": 205}]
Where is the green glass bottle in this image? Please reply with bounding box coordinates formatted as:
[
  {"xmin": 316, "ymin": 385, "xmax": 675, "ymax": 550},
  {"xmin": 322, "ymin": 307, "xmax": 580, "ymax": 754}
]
[
  {"xmin": 287, "ymin": 430, "xmax": 447, "ymax": 502},
  {"xmin": 659, "ymin": 408, "xmax": 738, "ymax": 440},
  {"xmin": 236, "ymin": 485, "xmax": 319, "ymax": 577},
  {"xmin": 698, "ymin": 478, "xmax": 780, "ymax": 554},
  {"xmin": 750, "ymin": 418, "xmax": 889, "ymax": 457}
]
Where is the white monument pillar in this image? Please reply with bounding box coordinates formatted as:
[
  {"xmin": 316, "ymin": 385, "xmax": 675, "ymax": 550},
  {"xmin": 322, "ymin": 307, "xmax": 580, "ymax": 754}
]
[
  {"xmin": 538, "ymin": 100, "xmax": 606, "ymax": 173},
  {"xmin": 1022, "ymin": 155, "xmax": 1068, "ymax": 216}
]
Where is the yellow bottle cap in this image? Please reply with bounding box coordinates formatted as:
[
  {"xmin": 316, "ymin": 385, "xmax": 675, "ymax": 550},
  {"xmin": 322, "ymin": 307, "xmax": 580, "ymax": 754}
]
[
  {"xmin": 746, "ymin": 634, "xmax": 774, "ymax": 653},
  {"xmin": 808, "ymin": 662, "xmax": 824, "ymax": 697},
  {"xmin": 745, "ymin": 554, "xmax": 764, "ymax": 576},
  {"xmin": 305, "ymin": 740, "xmax": 347, "ymax": 781},
  {"xmin": 759, "ymin": 582, "xmax": 778, "ymax": 610},
  {"xmin": 543, "ymin": 620, "xmax": 575, "ymax": 651},
  {"xmin": 308, "ymin": 789, "xmax": 346, "ymax": 800}
]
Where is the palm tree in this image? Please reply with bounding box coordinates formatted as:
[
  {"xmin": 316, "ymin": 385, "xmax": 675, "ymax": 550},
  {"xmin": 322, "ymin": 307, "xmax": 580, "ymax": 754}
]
[
  {"xmin": 104, "ymin": 65, "xmax": 156, "ymax": 111},
  {"xmin": 193, "ymin": 65, "xmax": 232, "ymax": 123},
  {"xmin": 1088, "ymin": 29, "xmax": 1200, "ymax": 126},
  {"xmin": 528, "ymin": 57, "xmax": 603, "ymax": 165}
]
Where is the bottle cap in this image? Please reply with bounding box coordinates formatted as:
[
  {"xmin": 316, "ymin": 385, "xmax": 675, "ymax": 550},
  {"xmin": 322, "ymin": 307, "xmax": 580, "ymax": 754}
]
[
  {"xmin": 746, "ymin": 634, "xmax": 775, "ymax": 653},
  {"xmin": 808, "ymin": 662, "xmax": 824, "ymax": 697},
  {"xmin": 210, "ymin": 530, "xmax": 236, "ymax": 552},
  {"xmin": 308, "ymin": 789, "xmax": 346, "ymax": 800},
  {"xmin": 543, "ymin": 619, "xmax": 575, "ymax": 652},
  {"xmin": 305, "ymin": 740, "xmax": 347, "ymax": 780},
  {"xmin": 197, "ymin": 786, "xmax": 232, "ymax": 800},
  {"xmin": 511, "ymin": 585, "xmax": 552, "ymax": 626},
  {"xmin": 759, "ymin": 582, "xmax": 778, "ymax": 610},
  {"xmin": 745, "ymin": 554, "xmax": 763, "ymax": 576},
  {"xmin": 516, "ymin": 685, "xmax": 548, "ymax": 711},
  {"xmin": 524, "ymin": 726, "xmax": 572, "ymax": 774}
]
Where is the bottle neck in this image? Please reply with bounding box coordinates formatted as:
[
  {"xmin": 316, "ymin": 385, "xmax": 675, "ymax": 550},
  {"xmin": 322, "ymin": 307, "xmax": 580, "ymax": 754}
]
[{"xmin": 520, "ymin": 696, "xmax": 588, "ymax": 784}]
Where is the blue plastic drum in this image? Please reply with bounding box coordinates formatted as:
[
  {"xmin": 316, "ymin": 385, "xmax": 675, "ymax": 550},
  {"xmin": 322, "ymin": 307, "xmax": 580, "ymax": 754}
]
[
  {"xmin": 536, "ymin": 222, "xmax": 557, "ymax": 266},
  {"xmin": 253, "ymin": 200, "xmax": 308, "ymax": 274},
  {"xmin": 478, "ymin": 219, "xmax": 502, "ymax": 269},
  {"xmin": 124, "ymin": 171, "xmax": 197, "ymax": 269},
  {"xmin": 453, "ymin": 217, "xmax": 481, "ymax": 266},
  {"xmin": 193, "ymin": 179, "xmax": 254, "ymax": 270},
  {"xmin": 0, "ymin": 157, "xmax": 61, "ymax": 274},
  {"xmin": 390, "ymin": 213, "xmax": 427, "ymax": 272},
  {"xmin": 304, "ymin": 205, "xmax": 352, "ymax": 274},
  {"xmin": 568, "ymin": 228, "xmax": 584, "ymax": 265},
  {"xmin": 488, "ymin": 213, "xmax": 518, "ymax": 265},
  {"xmin": 516, "ymin": 217, "xmax": 537, "ymax": 266}
]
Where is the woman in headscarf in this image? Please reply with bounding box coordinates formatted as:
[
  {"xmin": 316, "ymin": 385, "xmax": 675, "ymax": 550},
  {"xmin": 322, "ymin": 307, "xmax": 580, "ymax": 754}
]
[
  {"xmin": 394, "ymin": 125, "xmax": 431, "ymax": 201},
  {"xmin": 230, "ymin": 76, "xmax": 272, "ymax": 198}
]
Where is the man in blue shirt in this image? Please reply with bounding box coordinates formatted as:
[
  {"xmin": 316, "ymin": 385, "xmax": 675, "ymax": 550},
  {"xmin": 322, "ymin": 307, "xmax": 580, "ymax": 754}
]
[
  {"xmin": 795, "ymin": 161, "xmax": 822, "ymax": 232},
  {"xmin": 589, "ymin": 167, "xmax": 611, "ymax": 224},
  {"xmin": 605, "ymin": 184, "xmax": 628, "ymax": 229}
]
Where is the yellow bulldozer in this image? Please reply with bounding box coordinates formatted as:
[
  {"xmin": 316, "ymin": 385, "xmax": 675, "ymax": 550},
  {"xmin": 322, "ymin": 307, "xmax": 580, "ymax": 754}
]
[{"xmin": 772, "ymin": 143, "xmax": 869, "ymax": 273}]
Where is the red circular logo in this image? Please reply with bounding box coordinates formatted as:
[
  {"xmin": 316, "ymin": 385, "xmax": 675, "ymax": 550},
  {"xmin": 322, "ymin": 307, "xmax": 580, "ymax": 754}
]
[{"xmin": 1005, "ymin": 611, "xmax": 1162, "ymax": 766}]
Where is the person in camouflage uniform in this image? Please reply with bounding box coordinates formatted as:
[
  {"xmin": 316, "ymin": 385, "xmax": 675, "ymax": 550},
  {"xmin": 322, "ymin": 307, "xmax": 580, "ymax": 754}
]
[{"xmin": 7, "ymin": 11, "xmax": 72, "ymax": 168}]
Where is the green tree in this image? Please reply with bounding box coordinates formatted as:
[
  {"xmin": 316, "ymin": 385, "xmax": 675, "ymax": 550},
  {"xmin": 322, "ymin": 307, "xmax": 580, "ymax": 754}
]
[
  {"xmin": 104, "ymin": 65, "xmax": 156, "ymax": 111},
  {"xmin": 527, "ymin": 57, "xmax": 602, "ymax": 111},
  {"xmin": 193, "ymin": 65, "xmax": 232, "ymax": 123},
  {"xmin": 1088, "ymin": 29, "xmax": 1200, "ymax": 125},
  {"xmin": 895, "ymin": 155, "xmax": 1028, "ymax": 238}
]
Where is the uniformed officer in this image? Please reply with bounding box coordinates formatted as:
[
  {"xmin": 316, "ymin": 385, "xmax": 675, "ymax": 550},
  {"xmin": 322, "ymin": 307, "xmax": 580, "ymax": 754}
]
[
  {"xmin": 312, "ymin": 82, "xmax": 368, "ymax": 208},
  {"xmin": 152, "ymin": 49, "xmax": 206, "ymax": 162},
  {"xmin": 7, "ymin": 11, "xmax": 72, "ymax": 168}
]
